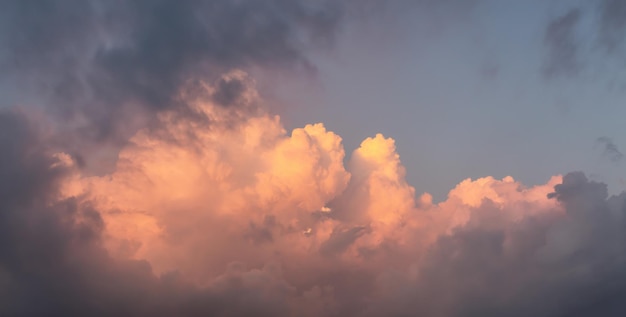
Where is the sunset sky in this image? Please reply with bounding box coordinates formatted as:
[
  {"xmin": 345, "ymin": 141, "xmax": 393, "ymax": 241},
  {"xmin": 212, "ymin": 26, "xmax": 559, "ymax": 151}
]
[{"xmin": 1, "ymin": 1, "xmax": 626, "ymax": 316}]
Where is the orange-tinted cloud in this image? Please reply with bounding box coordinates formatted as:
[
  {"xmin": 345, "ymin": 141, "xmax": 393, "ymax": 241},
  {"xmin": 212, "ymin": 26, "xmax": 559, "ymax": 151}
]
[
  {"xmin": 58, "ymin": 72, "xmax": 567, "ymax": 285},
  {"xmin": 4, "ymin": 72, "xmax": 626, "ymax": 316}
]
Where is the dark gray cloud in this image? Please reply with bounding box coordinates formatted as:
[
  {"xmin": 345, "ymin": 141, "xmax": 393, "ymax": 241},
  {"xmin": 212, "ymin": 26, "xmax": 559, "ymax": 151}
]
[
  {"xmin": 597, "ymin": 136, "xmax": 623, "ymax": 162},
  {"xmin": 542, "ymin": 0, "xmax": 626, "ymax": 78},
  {"xmin": 599, "ymin": 0, "xmax": 626, "ymax": 52},
  {"xmin": 0, "ymin": 0, "xmax": 345, "ymax": 163},
  {"xmin": 543, "ymin": 8, "xmax": 582, "ymax": 78}
]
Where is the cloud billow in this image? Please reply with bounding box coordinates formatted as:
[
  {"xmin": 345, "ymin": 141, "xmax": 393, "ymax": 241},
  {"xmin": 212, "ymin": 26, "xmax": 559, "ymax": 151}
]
[{"xmin": 3, "ymin": 76, "xmax": 626, "ymax": 316}]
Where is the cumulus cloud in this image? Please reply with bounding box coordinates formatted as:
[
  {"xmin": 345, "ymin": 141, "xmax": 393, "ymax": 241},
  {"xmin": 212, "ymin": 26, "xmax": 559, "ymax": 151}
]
[{"xmin": 3, "ymin": 73, "xmax": 626, "ymax": 316}]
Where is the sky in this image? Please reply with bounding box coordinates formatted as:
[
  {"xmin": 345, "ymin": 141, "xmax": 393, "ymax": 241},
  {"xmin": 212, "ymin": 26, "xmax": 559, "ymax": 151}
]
[
  {"xmin": 270, "ymin": 0, "xmax": 626, "ymax": 202},
  {"xmin": 1, "ymin": 1, "xmax": 626, "ymax": 316}
]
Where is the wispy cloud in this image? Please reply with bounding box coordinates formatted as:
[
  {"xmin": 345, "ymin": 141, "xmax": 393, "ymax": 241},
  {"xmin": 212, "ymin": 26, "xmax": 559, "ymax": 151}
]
[{"xmin": 597, "ymin": 136, "xmax": 624, "ymax": 163}]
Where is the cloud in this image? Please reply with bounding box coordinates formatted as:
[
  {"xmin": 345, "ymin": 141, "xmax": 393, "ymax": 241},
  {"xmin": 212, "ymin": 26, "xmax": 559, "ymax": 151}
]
[
  {"xmin": 0, "ymin": 99, "xmax": 344, "ymax": 316},
  {"xmin": 599, "ymin": 0, "xmax": 626, "ymax": 52},
  {"xmin": 3, "ymin": 2, "xmax": 626, "ymax": 316},
  {"xmin": 363, "ymin": 172, "xmax": 626, "ymax": 317},
  {"xmin": 2, "ymin": 75, "xmax": 624, "ymax": 316},
  {"xmin": 542, "ymin": 0, "xmax": 626, "ymax": 78},
  {"xmin": 543, "ymin": 8, "xmax": 582, "ymax": 78},
  {"xmin": 597, "ymin": 136, "xmax": 624, "ymax": 163},
  {"xmin": 0, "ymin": 0, "xmax": 348, "ymax": 173}
]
